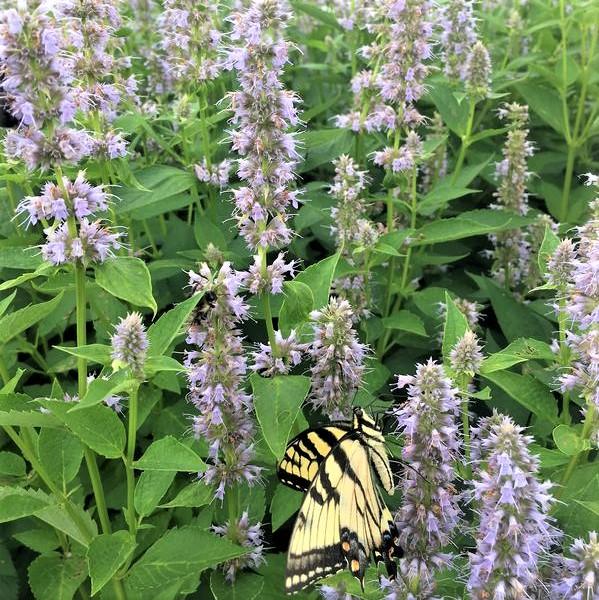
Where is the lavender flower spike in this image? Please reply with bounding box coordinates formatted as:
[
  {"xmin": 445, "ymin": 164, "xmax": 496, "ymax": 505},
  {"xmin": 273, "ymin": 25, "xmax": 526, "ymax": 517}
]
[
  {"xmin": 308, "ymin": 298, "xmax": 366, "ymax": 419},
  {"xmin": 551, "ymin": 531, "xmax": 599, "ymax": 600},
  {"xmin": 392, "ymin": 359, "xmax": 462, "ymax": 592},
  {"xmin": 439, "ymin": 0, "xmax": 478, "ymax": 82},
  {"xmin": 468, "ymin": 412, "xmax": 560, "ymax": 599},
  {"xmin": 111, "ymin": 312, "xmax": 149, "ymax": 378}
]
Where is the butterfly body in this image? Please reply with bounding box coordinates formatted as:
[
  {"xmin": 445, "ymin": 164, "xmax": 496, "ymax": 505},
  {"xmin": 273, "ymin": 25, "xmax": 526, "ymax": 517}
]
[{"xmin": 277, "ymin": 408, "xmax": 401, "ymax": 594}]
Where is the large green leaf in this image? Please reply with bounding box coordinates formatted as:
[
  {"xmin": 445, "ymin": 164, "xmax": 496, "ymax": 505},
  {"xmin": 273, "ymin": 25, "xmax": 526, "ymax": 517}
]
[
  {"xmin": 0, "ymin": 487, "xmax": 49, "ymax": 523},
  {"xmin": 442, "ymin": 292, "xmax": 469, "ymax": 364},
  {"xmin": 270, "ymin": 485, "xmax": 303, "ymax": 531},
  {"xmin": 134, "ymin": 436, "xmax": 205, "ymax": 472},
  {"xmin": 125, "ymin": 527, "xmax": 248, "ymax": 591},
  {"xmin": 251, "ymin": 374, "xmax": 311, "ymax": 459},
  {"xmin": 279, "ymin": 281, "xmax": 314, "ymax": 336},
  {"xmin": 28, "ymin": 552, "xmax": 87, "ymax": 600},
  {"xmin": 480, "ymin": 338, "xmax": 554, "ymax": 374},
  {"xmin": 0, "ymin": 293, "xmax": 63, "ymax": 345},
  {"xmin": 516, "ymin": 83, "xmax": 566, "ymax": 135},
  {"xmin": 210, "ymin": 571, "xmax": 264, "ymax": 600},
  {"xmin": 38, "ymin": 429, "xmax": 84, "ymax": 489},
  {"xmin": 299, "ymin": 129, "xmax": 352, "ymax": 172},
  {"xmin": 293, "ymin": 254, "xmax": 339, "ymax": 310},
  {"xmin": 135, "ymin": 470, "xmax": 176, "ymax": 518},
  {"xmin": 0, "ymin": 394, "xmax": 60, "ymax": 428},
  {"xmin": 95, "ymin": 257, "xmax": 156, "ymax": 313},
  {"xmin": 87, "ymin": 531, "xmax": 136, "ymax": 595},
  {"xmin": 382, "ymin": 310, "xmax": 427, "ymax": 337}
]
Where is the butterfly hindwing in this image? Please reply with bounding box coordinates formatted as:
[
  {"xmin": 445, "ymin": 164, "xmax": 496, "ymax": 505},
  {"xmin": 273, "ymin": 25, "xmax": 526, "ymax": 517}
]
[{"xmin": 277, "ymin": 425, "xmax": 351, "ymax": 492}]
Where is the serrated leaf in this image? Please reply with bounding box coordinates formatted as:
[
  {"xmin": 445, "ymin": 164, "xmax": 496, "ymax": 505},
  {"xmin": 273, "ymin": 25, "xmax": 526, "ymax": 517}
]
[
  {"xmin": 147, "ymin": 294, "xmax": 203, "ymax": 357},
  {"xmin": 38, "ymin": 429, "xmax": 84, "ymax": 489},
  {"xmin": 55, "ymin": 344, "xmax": 112, "ymax": 366},
  {"xmin": 210, "ymin": 570, "xmax": 264, "ymax": 600},
  {"xmin": 134, "ymin": 436, "xmax": 205, "ymax": 472},
  {"xmin": 125, "ymin": 526, "xmax": 249, "ymax": 591},
  {"xmin": 0, "ymin": 394, "xmax": 60, "ymax": 428},
  {"xmin": 0, "ymin": 486, "xmax": 49, "ymax": 522},
  {"xmin": 87, "ymin": 531, "xmax": 136, "ymax": 595},
  {"xmin": 279, "ymin": 281, "xmax": 314, "ymax": 336},
  {"xmin": 480, "ymin": 338, "xmax": 554, "ymax": 373},
  {"xmin": 135, "ymin": 470, "xmax": 177, "ymax": 518},
  {"xmin": 160, "ymin": 482, "xmax": 213, "ymax": 508},
  {"xmin": 28, "ymin": 552, "xmax": 87, "ymax": 600},
  {"xmin": 251, "ymin": 374, "xmax": 311, "ymax": 459},
  {"xmin": 35, "ymin": 502, "xmax": 97, "ymax": 548},
  {"xmin": 0, "ymin": 451, "xmax": 26, "ymax": 477},
  {"xmin": 0, "ymin": 293, "xmax": 63, "ymax": 345},
  {"xmin": 95, "ymin": 257, "xmax": 156, "ymax": 313},
  {"xmin": 293, "ymin": 254, "xmax": 339, "ymax": 310},
  {"xmin": 71, "ymin": 370, "xmax": 131, "ymax": 411},
  {"xmin": 382, "ymin": 310, "xmax": 426, "ymax": 336}
]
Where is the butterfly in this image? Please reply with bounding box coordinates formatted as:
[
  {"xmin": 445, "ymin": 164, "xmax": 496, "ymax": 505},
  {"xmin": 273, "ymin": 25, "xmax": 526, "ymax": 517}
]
[{"xmin": 277, "ymin": 407, "xmax": 402, "ymax": 593}]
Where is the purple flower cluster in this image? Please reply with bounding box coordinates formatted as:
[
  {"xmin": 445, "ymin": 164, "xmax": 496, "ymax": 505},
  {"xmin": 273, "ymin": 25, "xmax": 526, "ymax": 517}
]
[
  {"xmin": 550, "ymin": 531, "xmax": 599, "ymax": 599},
  {"xmin": 251, "ymin": 329, "xmax": 306, "ymax": 377},
  {"xmin": 244, "ymin": 252, "xmax": 296, "ymax": 295},
  {"xmin": 465, "ymin": 41, "xmax": 492, "ymax": 101},
  {"xmin": 373, "ymin": 130, "xmax": 424, "ymax": 174},
  {"xmin": 552, "ymin": 191, "xmax": 599, "ymax": 441},
  {"xmin": 194, "ymin": 158, "xmax": 232, "ymax": 188},
  {"xmin": 185, "ymin": 263, "xmax": 260, "ymax": 500},
  {"xmin": 392, "ymin": 359, "xmax": 462, "ymax": 591},
  {"xmin": 450, "ymin": 330, "xmax": 484, "ymax": 376},
  {"xmin": 308, "ymin": 298, "xmax": 366, "ymax": 419},
  {"xmin": 468, "ymin": 412, "xmax": 559, "ymax": 599},
  {"xmin": 16, "ymin": 171, "xmax": 121, "ymax": 265},
  {"xmin": 156, "ymin": 0, "xmax": 221, "ymax": 90},
  {"xmin": 439, "ymin": 0, "xmax": 478, "ymax": 81},
  {"xmin": 336, "ymin": 0, "xmax": 433, "ymax": 133},
  {"xmin": 111, "ymin": 312, "xmax": 149, "ymax": 378},
  {"xmin": 225, "ymin": 0, "xmax": 301, "ymax": 251},
  {"xmin": 489, "ymin": 103, "xmax": 535, "ymax": 292},
  {"xmin": 212, "ymin": 511, "xmax": 265, "ymax": 582}
]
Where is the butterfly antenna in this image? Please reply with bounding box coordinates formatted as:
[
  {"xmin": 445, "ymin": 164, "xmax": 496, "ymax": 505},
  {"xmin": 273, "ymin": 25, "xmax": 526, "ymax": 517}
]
[{"xmin": 390, "ymin": 457, "xmax": 432, "ymax": 486}]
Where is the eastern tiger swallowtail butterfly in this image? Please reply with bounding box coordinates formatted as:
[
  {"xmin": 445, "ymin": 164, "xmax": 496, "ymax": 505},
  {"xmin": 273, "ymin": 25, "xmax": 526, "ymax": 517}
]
[{"xmin": 277, "ymin": 407, "xmax": 402, "ymax": 593}]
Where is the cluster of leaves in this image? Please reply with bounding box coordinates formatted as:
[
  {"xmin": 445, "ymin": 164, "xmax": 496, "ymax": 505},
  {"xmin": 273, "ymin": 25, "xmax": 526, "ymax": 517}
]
[{"xmin": 0, "ymin": 0, "xmax": 598, "ymax": 598}]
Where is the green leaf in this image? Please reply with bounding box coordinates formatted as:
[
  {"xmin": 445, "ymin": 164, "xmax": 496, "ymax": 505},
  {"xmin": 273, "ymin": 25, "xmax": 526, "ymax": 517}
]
[
  {"xmin": 472, "ymin": 275, "xmax": 553, "ymax": 342},
  {"xmin": 147, "ymin": 294, "xmax": 203, "ymax": 357},
  {"xmin": 0, "ymin": 394, "xmax": 60, "ymax": 428},
  {"xmin": 210, "ymin": 570, "xmax": 264, "ymax": 600},
  {"xmin": 251, "ymin": 374, "xmax": 311, "ymax": 459},
  {"xmin": 291, "ymin": 1, "xmax": 341, "ymax": 29},
  {"xmin": 135, "ymin": 470, "xmax": 176, "ymax": 518},
  {"xmin": 0, "ymin": 293, "xmax": 63, "ymax": 345},
  {"xmin": 13, "ymin": 524, "xmax": 60, "ymax": 554},
  {"xmin": 38, "ymin": 429, "xmax": 84, "ymax": 488},
  {"xmin": 428, "ymin": 83, "xmax": 470, "ymax": 136},
  {"xmin": 482, "ymin": 371, "xmax": 558, "ymax": 425},
  {"xmin": 125, "ymin": 526, "xmax": 249, "ymax": 591},
  {"xmin": 480, "ymin": 338, "xmax": 554, "ymax": 373},
  {"xmin": 0, "ymin": 486, "xmax": 49, "ymax": 522},
  {"xmin": 293, "ymin": 254, "xmax": 339, "ymax": 309},
  {"xmin": 145, "ymin": 356, "xmax": 183, "ymax": 376},
  {"xmin": 95, "ymin": 257, "xmax": 156, "ymax": 313},
  {"xmin": 135, "ymin": 436, "xmax": 205, "ymax": 472},
  {"xmin": 43, "ymin": 400, "xmax": 126, "ymax": 459},
  {"xmin": 413, "ymin": 210, "xmax": 533, "ymax": 246},
  {"xmin": 0, "ymin": 245, "xmax": 44, "ymax": 270},
  {"xmin": 537, "ymin": 224, "xmax": 560, "ymax": 274},
  {"xmin": 35, "ymin": 502, "xmax": 97, "ymax": 548},
  {"xmin": 299, "ymin": 129, "xmax": 353, "ymax": 172},
  {"xmin": 0, "ymin": 542, "xmax": 18, "ymax": 600},
  {"xmin": 0, "ymin": 290, "xmax": 16, "ymax": 319},
  {"xmin": 279, "ymin": 281, "xmax": 314, "ymax": 336},
  {"xmin": 0, "ymin": 451, "xmax": 26, "ymax": 477},
  {"xmin": 55, "ymin": 344, "xmax": 112, "ymax": 366},
  {"xmin": 0, "ymin": 264, "xmax": 52, "ymax": 292},
  {"xmin": 382, "ymin": 310, "xmax": 426, "ymax": 336},
  {"xmin": 70, "ymin": 370, "xmax": 131, "ymax": 411},
  {"xmin": 552, "ymin": 424, "xmax": 590, "ymax": 456},
  {"xmin": 87, "ymin": 531, "xmax": 136, "ymax": 596},
  {"xmin": 418, "ymin": 187, "xmax": 479, "ymax": 216},
  {"xmin": 160, "ymin": 482, "xmax": 213, "ymax": 508},
  {"xmin": 516, "ymin": 83, "xmax": 566, "ymax": 135},
  {"xmin": 28, "ymin": 553, "xmax": 87, "ymax": 600},
  {"xmin": 270, "ymin": 484, "xmax": 302, "ymax": 531},
  {"xmin": 442, "ymin": 292, "xmax": 469, "ymax": 364}
]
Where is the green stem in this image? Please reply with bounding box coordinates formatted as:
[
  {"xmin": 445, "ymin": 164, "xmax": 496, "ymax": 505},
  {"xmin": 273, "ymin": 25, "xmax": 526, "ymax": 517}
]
[
  {"xmin": 559, "ymin": 144, "xmax": 576, "ymax": 223},
  {"xmin": 558, "ymin": 404, "xmax": 596, "ymax": 493},
  {"xmin": 451, "ymin": 98, "xmax": 476, "ymax": 185},
  {"xmin": 125, "ymin": 384, "xmax": 139, "ymax": 536},
  {"xmin": 457, "ymin": 374, "xmax": 472, "ymax": 479},
  {"xmin": 259, "ymin": 247, "xmax": 277, "ymax": 353}
]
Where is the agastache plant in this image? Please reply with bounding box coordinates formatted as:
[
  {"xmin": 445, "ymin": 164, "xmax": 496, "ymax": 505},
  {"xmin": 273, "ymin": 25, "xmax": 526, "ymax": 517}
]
[
  {"xmin": 185, "ymin": 262, "xmax": 260, "ymax": 501},
  {"xmin": 439, "ymin": 0, "xmax": 478, "ymax": 82},
  {"xmin": 468, "ymin": 412, "xmax": 560, "ymax": 599},
  {"xmin": 391, "ymin": 359, "xmax": 462, "ymax": 596}
]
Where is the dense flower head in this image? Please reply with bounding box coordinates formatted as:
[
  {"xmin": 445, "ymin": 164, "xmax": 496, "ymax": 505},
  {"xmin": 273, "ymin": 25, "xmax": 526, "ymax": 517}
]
[
  {"xmin": 194, "ymin": 158, "xmax": 232, "ymax": 188},
  {"xmin": 156, "ymin": 0, "xmax": 221, "ymax": 90},
  {"xmin": 184, "ymin": 262, "xmax": 260, "ymax": 500},
  {"xmin": 439, "ymin": 0, "xmax": 478, "ymax": 81},
  {"xmin": 468, "ymin": 412, "xmax": 560, "ymax": 599},
  {"xmin": 547, "ymin": 239, "xmax": 577, "ymax": 289},
  {"xmin": 225, "ymin": 0, "xmax": 301, "ymax": 250},
  {"xmin": 308, "ymin": 297, "xmax": 366, "ymax": 419},
  {"xmin": 111, "ymin": 312, "xmax": 149, "ymax": 377},
  {"xmin": 17, "ymin": 172, "xmax": 109, "ymax": 226},
  {"xmin": 320, "ymin": 582, "xmax": 355, "ymax": 600},
  {"xmin": 244, "ymin": 252, "xmax": 296, "ymax": 295},
  {"xmin": 251, "ymin": 329, "xmax": 306, "ymax": 376},
  {"xmin": 465, "ymin": 40, "xmax": 492, "ymax": 101},
  {"xmin": 550, "ymin": 531, "xmax": 599, "ymax": 600},
  {"xmin": 212, "ymin": 511, "xmax": 265, "ymax": 582},
  {"xmin": 0, "ymin": 1, "xmax": 74, "ymax": 127},
  {"xmin": 450, "ymin": 330, "xmax": 484, "ymax": 376},
  {"xmin": 5, "ymin": 126, "xmax": 93, "ymax": 170},
  {"xmin": 41, "ymin": 218, "xmax": 121, "ymax": 265},
  {"xmin": 374, "ymin": 131, "xmax": 424, "ymax": 173},
  {"xmin": 392, "ymin": 359, "xmax": 462, "ymax": 587}
]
